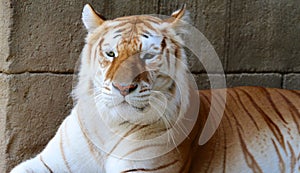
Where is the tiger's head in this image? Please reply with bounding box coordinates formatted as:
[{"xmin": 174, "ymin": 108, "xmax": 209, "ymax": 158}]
[{"xmin": 75, "ymin": 4, "xmax": 193, "ymax": 128}]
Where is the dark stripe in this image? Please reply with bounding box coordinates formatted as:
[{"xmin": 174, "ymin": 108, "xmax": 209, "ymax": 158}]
[
  {"xmin": 199, "ymin": 91, "xmax": 212, "ymax": 122},
  {"xmin": 142, "ymin": 22, "xmax": 158, "ymax": 32},
  {"xmin": 161, "ymin": 38, "xmax": 166, "ymax": 52},
  {"xmin": 113, "ymin": 21, "xmax": 130, "ymax": 29},
  {"xmin": 220, "ymin": 91, "xmax": 245, "ymax": 133},
  {"xmin": 287, "ymin": 141, "xmax": 297, "ymax": 172},
  {"xmin": 289, "ymin": 90, "xmax": 300, "ymax": 97},
  {"xmin": 230, "ymin": 90, "xmax": 260, "ymax": 130},
  {"xmin": 142, "ymin": 34, "xmax": 149, "ymax": 38},
  {"xmin": 114, "ymin": 17, "xmax": 131, "ymax": 21},
  {"xmin": 139, "ymin": 89, "xmax": 150, "ymax": 93},
  {"xmin": 121, "ymin": 143, "xmax": 165, "ymax": 158},
  {"xmin": 114, "ymin": 28, "xmax": 126, "ymax": 33},
  {"xmin": 262, "ymin": 88, "xmax": 288, "ymax": 124},
  {"xmin": 170, "ymin": 39, "xmax": 181, "ymax": 59},
  {"xmin": 222, "ymin": 125, "xmax": 227, "ymax": 173},
  {"xmin": 168, "ymin": 81, "xmax": 176, "ymax": 94},
  {"xmin": 77, "ymin": 115, "xmax": 103, "ymax": 168},
  {"xmin": 165, "ymin": 49, "xmax": 170, "ymax": 70},
  {"xmin": 238, "ymin": 88, "xmax": 287, "ymax": 154},
  {"xmin": 276, "ymin": 90, "xmax": 300, "ymax": 133},
  {"xmin": 174, "ymin": 46, "xmax": 179, "ymax": 59},
  {"xmin": 39, "ymin": 155, "xmax": 53, "ymax": 173},
  {"xmin": 199, "ymin": 93, "xmax": 221, "ymax": 172},
  {"xmin": 107, "ymin": 125, "xmax": 140, "ymax": 155},
  {"xmin": 237, "ymin": 126, "xmax": 263, "ymax": 173},
  {"xmin": 178, "ymin": 154, "xmax": 192, "ymax": 173},
  {"xmin": 98, "ymin": 38, "xmax": 104, "ymax": 47},
  {"xmin": 130, "ymin": 124, "xmax": 151, "ymax": 135},
  {"xmin": 223, "ymin": 109, "xmax": 235, "ymax": 132},
  {"xmin": 144, "ymin": 18, "xmax": 161, "ymax": 24},
  {"xmin": 121, "ymin": 159, "xmax": 178, "ymax": 172},
  {"xmin": 141, "ymin": 30, "xmax": 153, "ymax": 37},
  {"xmin": 59, "ymin": 125, "xmax": 72, "ymax": 173},
  {"xmin": 113, "ymin": 34, "xmax": 121, "ymax": 39},
  {"xmin": 271, "ymin": 139, "xmax": 285, "ymax": 172},
  {"xmin": 104, "ymin": 86, "xmax": 111, "ymax": 91}
]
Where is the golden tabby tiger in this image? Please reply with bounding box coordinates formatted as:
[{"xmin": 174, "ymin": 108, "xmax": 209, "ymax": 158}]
[{"xmin": 11, "ymin": 4, "xmax": 300, "ymax": 173}]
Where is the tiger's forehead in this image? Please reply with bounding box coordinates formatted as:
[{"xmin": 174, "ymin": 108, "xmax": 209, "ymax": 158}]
[
  {"xmin": 114, "ymin": 15, "xmax": 162, "ymax": 22},
  {"xmin": 96, "ymin": 16, "xmax": 166, "ymax": 53},
  {"xmin": 87, "ymin": 15, "xmax": 167, "ymax": 47}
]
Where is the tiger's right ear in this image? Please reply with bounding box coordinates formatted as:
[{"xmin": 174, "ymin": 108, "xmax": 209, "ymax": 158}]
[{"xmin": 82, "ymin": 4, "xmax": 105, "ymax": 32}]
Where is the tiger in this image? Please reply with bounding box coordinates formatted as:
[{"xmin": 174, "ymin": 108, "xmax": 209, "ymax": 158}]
[{"xmin": 10, "ymin": 3, "xmax": 300, "ymax": 173}]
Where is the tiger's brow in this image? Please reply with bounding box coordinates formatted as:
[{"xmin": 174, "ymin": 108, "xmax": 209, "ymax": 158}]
[
  {"xmin": 141, "ymin": 30, "xmax": 153, "ymax": 37},
  {"xmin": 113, "ymin": 34, "xmax": 122, "ymax": 39},
  {"xmin": 114, "ymin": 28, "xmax": 126, "ymax": 33}
]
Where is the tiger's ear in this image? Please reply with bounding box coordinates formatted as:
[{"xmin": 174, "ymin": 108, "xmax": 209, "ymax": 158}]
[
  {"xmin": 82, "ymin": 4, "xmax": 105, "ymax": 32},
  {"xmin": 164, "ymin": 4, "xmax": 189, "ymax": 24}
]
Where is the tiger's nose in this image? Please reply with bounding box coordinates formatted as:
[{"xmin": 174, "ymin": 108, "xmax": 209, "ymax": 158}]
[{"xmin": 112, "ymin": 82, "xmax": 138, "ymax": 96}]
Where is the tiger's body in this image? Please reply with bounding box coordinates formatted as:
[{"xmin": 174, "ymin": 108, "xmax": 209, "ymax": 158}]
[{"xmin": 11, "ymin": 4, "xmax": 300, "ymax": 173}]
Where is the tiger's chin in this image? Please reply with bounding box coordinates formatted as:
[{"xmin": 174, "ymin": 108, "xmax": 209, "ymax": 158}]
[
  {"xmin": 115, "ymin": 101, "xmax": 151, "ymax": 113},
  {"xmin": 129, "ymin": 103, "xmax": 151, "ymax": 112},
  {"xmin": 117, "ymin": 103, "xmax": 162, "ymax": 124},
  {"xmin": 97, "ymin": 98, "xmax": 166, "ymax": 127}
]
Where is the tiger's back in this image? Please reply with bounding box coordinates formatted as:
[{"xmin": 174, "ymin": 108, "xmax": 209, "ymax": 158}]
[{"xmin": 191, "ymin": 87, "xmax": 300, "ymax": 173}]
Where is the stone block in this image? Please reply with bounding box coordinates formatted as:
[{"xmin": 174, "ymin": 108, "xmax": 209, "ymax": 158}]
[
  {"xmin": 93, "ymin": 0, "xmax": 159, "ymax": 18},
  {"xmin": 283, "ymin": 73, "xmax": 300, "ymax": 90},
  {"xmin": 194, "ymin": 73, "xmax": 282, "ymax": 90},
  {"xmin": 6, "ymin": 0, "xmax": 163, "ymax": 73},
  {"xmin": 227, "ymin": 0, "xmax": 300, "ymax": 72},
  {"xmin": 0, "ymin": 74, "xmax": 10, "ymax": 173},
  {"xmin": 183, "ymin": 0, "xmax": 227, "ymax": 73},
  {"xmin": 0, "ymin": 0, "xmax": 12, "ymax": 72},
  {"xmin": 5, "ymin": 73, "xmax": 73, "ymax": 170},
  {"xmin": 6, "ymin": 1, "xmax": 87, "ymax": 73},
  {"xmin": 226, "ymin": 73, "xmax": 282, "ymax": 88}
]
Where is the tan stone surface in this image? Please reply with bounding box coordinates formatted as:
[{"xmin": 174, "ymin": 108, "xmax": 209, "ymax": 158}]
[
  {"xmin": 283, "ymin": 74, "xmax": 300, "ymax": 90},
  {"xmin": 0, "ymin": 74, "xmax": 9, "ymax": 172},
  {"xmin": 0, "ymin": 0, "xmax": 12, "ymax": 71}
]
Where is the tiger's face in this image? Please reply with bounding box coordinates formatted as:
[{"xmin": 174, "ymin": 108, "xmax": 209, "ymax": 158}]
[
  {"xmin": 79, "ymin": 5, "xmax": 189, "ymax": 126},
  {"xmin": 95, "ymin": 17, "xmax": 166, "ymax": 110}
]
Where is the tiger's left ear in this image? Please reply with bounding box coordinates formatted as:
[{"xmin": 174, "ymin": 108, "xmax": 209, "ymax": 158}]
[
  {"xmin": 82, "ymin": 4, "xmax": 105, "ymax": 32},
  {"xmin": 164, "ymin": 4, "xmax": 189, "ymax": 24}
]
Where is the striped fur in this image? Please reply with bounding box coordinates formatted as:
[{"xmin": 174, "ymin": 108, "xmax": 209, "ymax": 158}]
[
  {"xmin": 11, "ymin": 4, "xmax": 300, "ymax": 173},
  {"xmin": 191, "ymin": 87, "xmax": 300, "ymax": 173}
]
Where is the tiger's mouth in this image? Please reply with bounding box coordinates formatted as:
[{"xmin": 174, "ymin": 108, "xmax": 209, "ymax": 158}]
[
  {"xmin": 119, "ymin": 101, "xmax": 150, "ymax": 112},
  {"xmin": 131, "ymin": 104, "xmax": 150, "ymax": 112}
]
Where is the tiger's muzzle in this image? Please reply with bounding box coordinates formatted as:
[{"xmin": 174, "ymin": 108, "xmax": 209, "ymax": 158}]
[{"xmin": 112, "ymin": 82, "xmax": 138, "ymax": 96}]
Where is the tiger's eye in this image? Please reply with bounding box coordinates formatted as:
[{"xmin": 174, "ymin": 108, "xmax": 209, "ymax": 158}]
[
  {"xmin": 143, "ymin": 53, "xmax": 155, "ymax": 60},
  {"xmin": 106, "ymin": 51, "xmax": 115, "ymax": 57}
]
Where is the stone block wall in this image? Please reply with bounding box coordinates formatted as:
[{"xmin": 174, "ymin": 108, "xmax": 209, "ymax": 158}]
[{"xmin": 0, "ymin": 0, "xmax": 299, "ymax": 172}]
